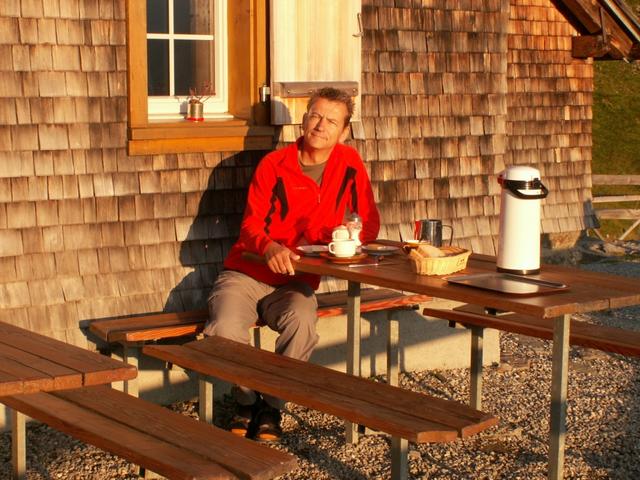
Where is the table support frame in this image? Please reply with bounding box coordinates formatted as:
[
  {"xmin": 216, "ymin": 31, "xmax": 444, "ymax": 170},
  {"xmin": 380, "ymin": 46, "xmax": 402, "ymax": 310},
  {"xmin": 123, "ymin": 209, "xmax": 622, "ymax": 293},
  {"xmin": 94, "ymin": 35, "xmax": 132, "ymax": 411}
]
[
  {"xmin": 111, "ymin": 345, "xmax": 140, "ymax": 397},
  {"xmin": 549, "ymin": 313, "xmax": 570, "ymax": 480},
  {"xmin": 11, "ymin": 409, "xmax": 26, "ymax": 480},
  {"xmin": 388, "ymin": 314, "xmax": 408, "ymax": 480},
  {"xmin": 470, "ymin": 325, "xmax": 484, "ymax": 410},
  {"xmin": 345, "ymin": 281, "xmax": 361, "ymax": 444},
  {"xmin": 199, "ymin": 375, "xmax": 214, "ymax": 424}
]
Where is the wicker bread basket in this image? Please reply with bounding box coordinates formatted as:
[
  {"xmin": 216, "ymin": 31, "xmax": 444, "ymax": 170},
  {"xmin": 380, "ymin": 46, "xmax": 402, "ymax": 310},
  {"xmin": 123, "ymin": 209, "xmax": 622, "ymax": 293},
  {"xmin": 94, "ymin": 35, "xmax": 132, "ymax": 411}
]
[{"xmin": 408, "ymin": 246, "xmax": 471, "ymax": 276}]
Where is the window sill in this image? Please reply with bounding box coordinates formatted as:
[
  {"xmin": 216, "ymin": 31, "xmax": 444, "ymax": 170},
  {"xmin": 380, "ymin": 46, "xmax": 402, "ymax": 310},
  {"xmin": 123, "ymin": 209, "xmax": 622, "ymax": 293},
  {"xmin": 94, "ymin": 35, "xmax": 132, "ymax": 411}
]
[{"xmin": 128, "ymin": 118, "xmax": 275, "ymax": 155}]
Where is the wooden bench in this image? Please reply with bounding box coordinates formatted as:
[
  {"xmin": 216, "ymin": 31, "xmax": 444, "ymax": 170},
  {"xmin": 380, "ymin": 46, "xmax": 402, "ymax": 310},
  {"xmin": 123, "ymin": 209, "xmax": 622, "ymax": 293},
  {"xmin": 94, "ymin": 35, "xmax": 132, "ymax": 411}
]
[
  {"xmin": 2, "ymin": 385, "xmax": 297, "ymax": 480},
  {"xmin": 89, "ymin": 288, "xmax": 432, "ymax": 396},
  {"xmin": 143, "ymin": 336, "xmax": 498, "ymax": 480},
  {"xmin": 422, "ymin": 304, "xmax": 640, "ymax": 409}
]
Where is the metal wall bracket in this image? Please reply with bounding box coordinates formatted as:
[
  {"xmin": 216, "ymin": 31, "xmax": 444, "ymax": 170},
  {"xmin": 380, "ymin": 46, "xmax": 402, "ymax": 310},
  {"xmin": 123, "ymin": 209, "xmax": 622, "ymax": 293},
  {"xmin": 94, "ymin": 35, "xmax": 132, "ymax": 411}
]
[
  {"xmin": 259, "ymin": 84, "xmax": 271, "ymax": 103},
  {"xmin": 272, "ymin": 81, "xmax": 359, "ymax": 98}
]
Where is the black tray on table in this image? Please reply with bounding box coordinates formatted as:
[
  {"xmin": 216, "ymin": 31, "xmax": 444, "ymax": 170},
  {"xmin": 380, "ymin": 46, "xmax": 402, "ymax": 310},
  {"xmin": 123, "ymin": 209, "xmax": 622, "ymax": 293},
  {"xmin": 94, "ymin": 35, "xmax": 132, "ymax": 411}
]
[{"xmin": 445, "ymin": 272, "xmax": 568, "ymax": 296}]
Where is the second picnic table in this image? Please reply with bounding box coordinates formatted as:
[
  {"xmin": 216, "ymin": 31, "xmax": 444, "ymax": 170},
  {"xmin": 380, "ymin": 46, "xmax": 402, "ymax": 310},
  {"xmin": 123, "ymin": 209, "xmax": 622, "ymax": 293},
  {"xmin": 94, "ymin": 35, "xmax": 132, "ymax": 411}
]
[
  {"xmin": 0, "ymin": 320, "xmax": 138, "ymax": 479},
  {"xmin": 0, "ymin": 321, "xmax": 137, "ymax": 397}
]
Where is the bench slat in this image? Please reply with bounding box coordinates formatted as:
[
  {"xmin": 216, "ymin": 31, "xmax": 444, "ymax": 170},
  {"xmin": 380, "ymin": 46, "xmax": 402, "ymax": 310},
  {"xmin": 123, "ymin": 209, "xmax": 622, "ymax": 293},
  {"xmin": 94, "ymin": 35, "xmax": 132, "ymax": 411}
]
[
  {"xmin": 145, "ymin": 337, "xmax": 497, "ymax": 441},
  {"xmin": 188, "ymin": 336, "xmax": 493, "ymax": 437},
  {"xmin": 315, "ymin": 292, "xmax": 428, "ymax": 318},
  {"xmin": 55, "ymin": 386, "xmax": 297, "ymax": 480},
  {"xmin": 2, "ymin": 390, "xmax": 236, "ymax": 480},
  {"xmin": 90, "ymin": 289, "xmax": 430, "ymax": 344},
  {"xmin": 144, "ymin": 343, "xmax": 457, "ymax": 443},
  {"xmin": 90, "ymin": 309, "xmax": 210, "ymax": 343},
  {"xmin": 423, "ymin": 305, "xmax": 640, "ymax": 358},
  {"xmin": 111, "ymin": 323, "xmax": 205, "ymax": 343}
]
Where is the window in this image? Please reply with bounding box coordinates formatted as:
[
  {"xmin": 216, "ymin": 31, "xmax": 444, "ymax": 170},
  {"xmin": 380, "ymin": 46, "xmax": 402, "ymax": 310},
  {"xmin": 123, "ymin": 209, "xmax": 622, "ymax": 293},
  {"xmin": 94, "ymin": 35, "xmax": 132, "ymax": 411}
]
[
  {"xmin": 146, "ymin": 0, "xmax": 228, "ymax": 119},
  {"xmin": 126, "ymin": 0, "xmax": 272, "ymax": 155}
]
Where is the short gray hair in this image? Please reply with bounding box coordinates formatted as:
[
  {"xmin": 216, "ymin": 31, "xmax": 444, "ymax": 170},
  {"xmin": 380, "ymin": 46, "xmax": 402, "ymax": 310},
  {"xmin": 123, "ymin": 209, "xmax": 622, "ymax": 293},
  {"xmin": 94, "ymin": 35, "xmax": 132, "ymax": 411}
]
[{"xmin": 307, "ymin": 87, "xmax": 355, "ymax": 126}]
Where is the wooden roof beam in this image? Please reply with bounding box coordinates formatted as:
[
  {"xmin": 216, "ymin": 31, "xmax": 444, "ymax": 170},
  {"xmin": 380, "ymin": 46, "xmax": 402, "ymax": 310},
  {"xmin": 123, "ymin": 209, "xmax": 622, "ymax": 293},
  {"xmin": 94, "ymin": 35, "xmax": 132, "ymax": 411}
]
[
  {"xmin": 560, "ymin": 0, "xmax": 636, "ymax": 58},
  {"xmin": 601, "ymin": 0, "xmax": 640, "ymax": 43},
  {"xmin": 572, "ymin": 35, "xmax": 611, "ymax": 58},
  {"xmin": 561, "ymin": 0, "xmax": 602, "ymax": 33},
  {"xmin": 572, "ymin": 35, "xmax": 627, "ymax": 59}
]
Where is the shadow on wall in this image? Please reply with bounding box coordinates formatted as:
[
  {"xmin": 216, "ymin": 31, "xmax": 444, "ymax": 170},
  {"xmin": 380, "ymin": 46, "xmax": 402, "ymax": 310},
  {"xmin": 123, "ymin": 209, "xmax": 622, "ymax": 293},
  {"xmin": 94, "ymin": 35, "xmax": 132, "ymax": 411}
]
[{"xmin": 163, "ymin": 150, "xmax": 266, "ymax": 313}]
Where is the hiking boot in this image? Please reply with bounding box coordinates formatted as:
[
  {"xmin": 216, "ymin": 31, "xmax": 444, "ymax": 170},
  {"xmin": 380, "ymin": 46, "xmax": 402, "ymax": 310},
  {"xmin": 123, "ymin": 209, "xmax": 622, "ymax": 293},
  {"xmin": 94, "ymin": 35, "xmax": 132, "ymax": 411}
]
[
  {"xmin": 254, "ymin": 403, "xmax": 283, "ymax": 442},
  {"xmin": 228, "ymin": 401, "xmax": 257, "ymax": 438}
]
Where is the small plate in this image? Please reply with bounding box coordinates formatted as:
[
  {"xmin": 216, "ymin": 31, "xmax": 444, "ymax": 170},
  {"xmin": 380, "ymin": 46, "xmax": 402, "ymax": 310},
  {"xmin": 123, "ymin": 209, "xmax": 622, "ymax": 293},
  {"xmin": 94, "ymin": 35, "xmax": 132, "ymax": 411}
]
[
  {"xmin": 362, "ymin": 243, "xmax": 400, "ymax": 256},
  {"xmin": 296, "ymin": 245, "xmax": 329, "ymax": 256},
  {"xmin": 319, "ymin": 252, "xmax": 368, "ymax": 264}
]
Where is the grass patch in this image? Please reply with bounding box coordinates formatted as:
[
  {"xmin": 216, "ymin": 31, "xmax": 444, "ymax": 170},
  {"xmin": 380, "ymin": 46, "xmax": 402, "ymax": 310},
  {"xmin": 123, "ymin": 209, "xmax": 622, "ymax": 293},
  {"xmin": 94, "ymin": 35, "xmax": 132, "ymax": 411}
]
[
  {"xmin": 592, "ymin": 0, "xmax": 640, "ymax": 175},
  {"xmin": 591, "ymin": 2, "xmax": 640, "ymax": 239},
  {"xmin": 593, "ymin": 61, "xmax": 640, "ymax": 175}
]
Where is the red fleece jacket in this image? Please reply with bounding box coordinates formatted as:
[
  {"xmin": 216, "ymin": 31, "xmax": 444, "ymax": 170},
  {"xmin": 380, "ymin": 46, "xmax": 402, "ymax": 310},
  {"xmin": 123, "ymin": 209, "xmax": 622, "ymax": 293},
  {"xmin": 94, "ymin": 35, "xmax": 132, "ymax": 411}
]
[{"xmin": 224, "ymin": 139, "xmax": 380, "ymax": 289}]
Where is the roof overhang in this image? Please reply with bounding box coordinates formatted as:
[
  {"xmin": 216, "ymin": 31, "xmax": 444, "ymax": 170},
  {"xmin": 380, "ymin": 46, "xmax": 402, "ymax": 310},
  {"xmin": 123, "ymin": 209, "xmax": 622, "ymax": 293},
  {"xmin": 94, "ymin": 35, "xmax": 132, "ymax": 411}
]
[{"xmin": 556, "ymin": 0, "xmax": 640, "ymax": 60}]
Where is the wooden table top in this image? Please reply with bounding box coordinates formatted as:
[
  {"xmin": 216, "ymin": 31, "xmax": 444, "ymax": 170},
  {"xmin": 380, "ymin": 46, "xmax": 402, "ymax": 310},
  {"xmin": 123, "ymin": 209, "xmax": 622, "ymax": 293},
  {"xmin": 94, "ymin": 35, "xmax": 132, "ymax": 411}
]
[
  {"xmin": 0, "ymin": 321, "xmax": 137, "ymax": 397},
  {"xmin": 289, "ymin": 250, "xmax": 640, "ymax": 319}
]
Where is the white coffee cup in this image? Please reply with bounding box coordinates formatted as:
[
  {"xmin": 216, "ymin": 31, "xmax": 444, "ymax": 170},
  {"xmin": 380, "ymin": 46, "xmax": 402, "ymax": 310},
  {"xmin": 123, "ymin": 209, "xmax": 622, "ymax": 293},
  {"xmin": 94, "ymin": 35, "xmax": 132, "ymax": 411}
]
[
  {"xmin": 328, "ymin": 239, "xmax": 357, "ymax": 257},
  {"xmin": 332, "ymin": 225, "xmax": 350, "ymax": 241}
]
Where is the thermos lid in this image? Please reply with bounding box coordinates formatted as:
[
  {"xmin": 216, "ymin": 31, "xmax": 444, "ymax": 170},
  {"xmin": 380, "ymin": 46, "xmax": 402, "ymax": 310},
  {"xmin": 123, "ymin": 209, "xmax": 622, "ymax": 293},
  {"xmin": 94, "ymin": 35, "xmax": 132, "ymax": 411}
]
[{"xmin": 498, "ymin": 166, "xmax": 548, "ymax": 199}]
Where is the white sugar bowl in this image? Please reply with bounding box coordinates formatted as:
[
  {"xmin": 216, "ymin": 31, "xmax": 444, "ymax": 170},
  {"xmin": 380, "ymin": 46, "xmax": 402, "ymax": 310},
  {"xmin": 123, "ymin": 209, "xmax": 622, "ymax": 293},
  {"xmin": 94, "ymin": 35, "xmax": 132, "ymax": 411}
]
[{"xmin": 331, "ymin": 225, "xmax": 350, "ymax": 241}]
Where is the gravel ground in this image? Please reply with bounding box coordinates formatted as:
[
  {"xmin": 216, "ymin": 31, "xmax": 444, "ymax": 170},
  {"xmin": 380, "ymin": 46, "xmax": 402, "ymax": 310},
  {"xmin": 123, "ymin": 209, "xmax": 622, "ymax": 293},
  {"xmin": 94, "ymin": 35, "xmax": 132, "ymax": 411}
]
[{"xmin": 1, "ymin": 246, "xmax": 639, "ymax": 479}]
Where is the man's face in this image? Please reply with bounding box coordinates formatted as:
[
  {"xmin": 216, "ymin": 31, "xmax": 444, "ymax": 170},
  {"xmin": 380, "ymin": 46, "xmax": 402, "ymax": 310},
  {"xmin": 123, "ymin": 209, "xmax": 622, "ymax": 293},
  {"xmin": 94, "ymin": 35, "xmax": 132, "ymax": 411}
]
[{"xmin": 302, "ymin": 98, "xmax": 350, "ymax": 152}]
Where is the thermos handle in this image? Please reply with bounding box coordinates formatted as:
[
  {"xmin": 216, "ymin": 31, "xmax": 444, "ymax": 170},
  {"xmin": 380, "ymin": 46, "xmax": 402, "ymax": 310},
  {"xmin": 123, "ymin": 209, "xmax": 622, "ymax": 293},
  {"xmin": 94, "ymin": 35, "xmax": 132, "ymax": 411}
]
[{"xmin": 499, "ymin": 178, "xmax": 548, "ymax": 200}]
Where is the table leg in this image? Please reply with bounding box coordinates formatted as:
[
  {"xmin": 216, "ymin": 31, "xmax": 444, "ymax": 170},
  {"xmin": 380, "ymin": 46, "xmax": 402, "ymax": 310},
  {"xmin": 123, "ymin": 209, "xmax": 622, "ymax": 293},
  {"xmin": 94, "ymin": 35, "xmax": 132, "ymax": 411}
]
[
  {"xmin": 388, "ymin": 315, "xmax": 408, "ymax": 480},
  {"xmin": 122, "ymin": 345, "xmax": 140, "ymax": 397},
  {"xmin": 199, "ymin": 375, "xmax": 214, "ymax": 424},
  {"xmin": 11, "ymin": 409, "xmax": 26, "ymax": 480},
  {"xmin": 387, "ymin": 314, "xmax": 400, "ymax": 387},
  {"xmin": 470, "ymin": 326, "xmax": 484, "ymax": 410},
  {"xmin": 391, "ymin": 436, "xmax": 408, "ymax": 480},
  {"xmin": 345, "ymin": 280, "xmax": 361, "ymax": 444},
  {"xmin": 548, "ymin": 313, "xmax": 570, "ymax": 480}
]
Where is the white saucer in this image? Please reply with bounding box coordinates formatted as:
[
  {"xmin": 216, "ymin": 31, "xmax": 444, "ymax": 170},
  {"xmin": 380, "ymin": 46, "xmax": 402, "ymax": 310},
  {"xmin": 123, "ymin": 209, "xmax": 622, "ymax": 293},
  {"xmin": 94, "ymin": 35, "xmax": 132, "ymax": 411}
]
[
  {"xmin": 296, "ymin": 245, "xmax": 329, "ymax": 256},
  {"xmin": 362, "ymin": 244, "xmax": 400, "ymax": 256}
]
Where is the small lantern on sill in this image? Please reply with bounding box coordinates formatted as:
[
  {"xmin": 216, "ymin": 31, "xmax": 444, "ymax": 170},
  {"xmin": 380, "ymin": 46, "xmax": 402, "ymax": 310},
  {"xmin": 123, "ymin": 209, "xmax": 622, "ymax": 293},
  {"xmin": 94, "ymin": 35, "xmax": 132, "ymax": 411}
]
[
  {"xmin": 187, "ymin": 99, "xmax": 204, "ymax": 122},
  {"xmin": 186, "ymin": 82, "xmax": 213, "ymax": 122}
]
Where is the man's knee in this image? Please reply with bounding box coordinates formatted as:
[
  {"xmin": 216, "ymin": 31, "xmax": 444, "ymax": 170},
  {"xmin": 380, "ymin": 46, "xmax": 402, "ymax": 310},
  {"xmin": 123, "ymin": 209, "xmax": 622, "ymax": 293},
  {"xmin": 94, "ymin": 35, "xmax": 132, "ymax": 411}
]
[
  {"xmin": 204, "ymin": 317, "xmax": 250, "ymax": 343},
  {"xmin": 279, "ymin": 304, "xmax": 318, "ymax": 338},
  {"xmin": 205, "ymin": 294, "xmax": 255, "ymax": 341}
]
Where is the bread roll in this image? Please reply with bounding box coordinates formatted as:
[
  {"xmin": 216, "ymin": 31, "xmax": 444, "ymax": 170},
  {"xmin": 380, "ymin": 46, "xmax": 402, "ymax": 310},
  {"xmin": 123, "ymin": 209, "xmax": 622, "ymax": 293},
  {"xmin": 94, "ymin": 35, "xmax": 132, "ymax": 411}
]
[
  {"xmin": 408, "ymin": 249, "xmax": 425, "ymax": 261},
  {"xmin": 417, "ymin": 244, "xmax": 445, "ymax": 258}
]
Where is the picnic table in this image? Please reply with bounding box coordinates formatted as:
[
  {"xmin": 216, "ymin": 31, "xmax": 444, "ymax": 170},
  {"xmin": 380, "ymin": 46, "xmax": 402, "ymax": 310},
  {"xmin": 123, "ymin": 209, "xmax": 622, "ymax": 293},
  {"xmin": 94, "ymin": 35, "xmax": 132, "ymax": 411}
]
[
  {"xmin": 1, "ymin": 321, "xmax": 296, "ymax": 480},
  {"xmin": 282, "ymin": 244, "xmax": 640, "ymax": 480},
  {"xmin": 0, "ymin": 320, "xmax": 138, "ymax": 479},
  {"xmin": 0, "ymin": 321, "xmax": 137, "ymax": 396}
]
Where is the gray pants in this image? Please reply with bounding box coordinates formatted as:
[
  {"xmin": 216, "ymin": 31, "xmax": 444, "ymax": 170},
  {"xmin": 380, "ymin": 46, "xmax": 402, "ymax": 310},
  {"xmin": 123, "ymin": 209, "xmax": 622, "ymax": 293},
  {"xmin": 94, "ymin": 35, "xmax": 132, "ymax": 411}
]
[{"xmin": 205, "ymin": 270, "xmax": 319, "ymax": 409}]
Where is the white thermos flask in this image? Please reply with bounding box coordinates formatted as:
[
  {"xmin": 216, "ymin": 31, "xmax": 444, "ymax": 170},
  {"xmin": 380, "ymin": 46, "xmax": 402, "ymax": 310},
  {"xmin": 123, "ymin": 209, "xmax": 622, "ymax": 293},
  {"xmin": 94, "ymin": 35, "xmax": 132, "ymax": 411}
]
[{"xmin": 496, "ymin": 166, "xmax": 549, "ymax": 275}]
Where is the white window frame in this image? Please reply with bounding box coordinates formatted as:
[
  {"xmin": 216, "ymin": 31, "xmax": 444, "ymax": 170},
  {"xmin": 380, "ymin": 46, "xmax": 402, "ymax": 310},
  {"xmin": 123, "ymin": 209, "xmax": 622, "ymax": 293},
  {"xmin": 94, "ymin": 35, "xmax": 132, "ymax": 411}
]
[{"xmin": 147, "ymin": 0, "xmax": 229, "ymax": 120}]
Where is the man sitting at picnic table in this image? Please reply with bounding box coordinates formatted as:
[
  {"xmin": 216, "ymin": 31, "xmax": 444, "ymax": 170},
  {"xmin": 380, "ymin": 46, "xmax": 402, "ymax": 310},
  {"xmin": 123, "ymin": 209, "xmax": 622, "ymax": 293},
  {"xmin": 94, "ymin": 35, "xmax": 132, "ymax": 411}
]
[{"xmin": 204, "ymin": 87, "xmax": 380, "ymax": 441}]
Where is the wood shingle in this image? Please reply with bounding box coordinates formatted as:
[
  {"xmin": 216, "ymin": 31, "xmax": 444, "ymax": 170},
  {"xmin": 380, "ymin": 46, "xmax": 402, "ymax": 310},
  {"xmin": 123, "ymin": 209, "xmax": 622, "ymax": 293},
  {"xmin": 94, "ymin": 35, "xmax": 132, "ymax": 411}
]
[{"xmin": 0, "ymin": 0, "xmax": 624, "ymax": 348}]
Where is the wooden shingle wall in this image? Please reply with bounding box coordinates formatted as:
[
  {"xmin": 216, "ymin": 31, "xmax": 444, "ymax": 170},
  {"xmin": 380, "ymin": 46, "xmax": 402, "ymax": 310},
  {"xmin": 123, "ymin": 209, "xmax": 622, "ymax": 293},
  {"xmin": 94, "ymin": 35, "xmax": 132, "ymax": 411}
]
[
  {"xmin": 507, "ymin": 0, "xmax": 598, "ymax": 235},
  {"xmin": 0, "ymin": 0, "xmax": 599, "ymax": 340},
  {"xmin": 0, "ymin": 0, "xmax": 264, "ymax": 344},
  {"xmin": 355, "ymin": 0, "xmax": 510, "ymax": 256}
]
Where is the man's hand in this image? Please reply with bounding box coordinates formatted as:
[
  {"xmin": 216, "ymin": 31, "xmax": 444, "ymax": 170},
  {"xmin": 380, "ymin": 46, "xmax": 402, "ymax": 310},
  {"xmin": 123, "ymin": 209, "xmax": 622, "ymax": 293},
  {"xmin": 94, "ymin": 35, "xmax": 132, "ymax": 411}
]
[{"xmin": 264, "ymin": 242, "xmax": 300, "ymax": 276}]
